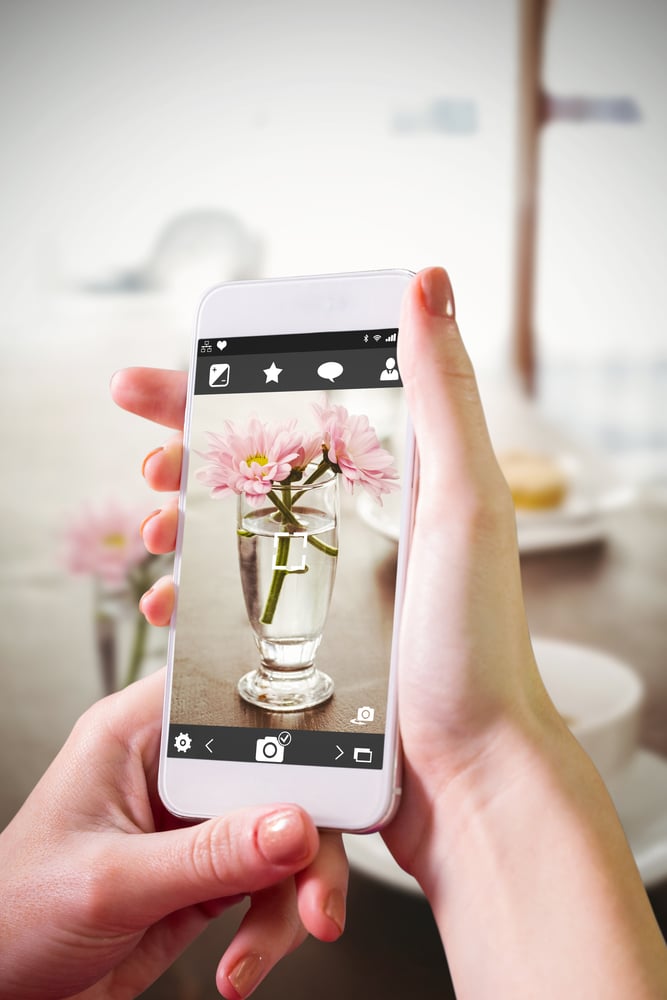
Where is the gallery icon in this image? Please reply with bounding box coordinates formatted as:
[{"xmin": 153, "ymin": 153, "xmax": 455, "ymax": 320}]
[{"xmin": 209, "ymin": 362, "xmax": 230, "ymax": 388}]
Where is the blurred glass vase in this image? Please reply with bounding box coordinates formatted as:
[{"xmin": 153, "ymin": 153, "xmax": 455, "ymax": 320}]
[
  {"xmin": 94, "ymin": 570, "xmax": 166, "ymax": 694},
  {"xmin": 63, "ymin": 501, "xmax": 169, "ymax": 693}
]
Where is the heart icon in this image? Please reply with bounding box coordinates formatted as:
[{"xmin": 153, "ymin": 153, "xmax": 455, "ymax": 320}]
[{"xmin": 216, "ymin": 340, "xmax": 227, "ymax": 351}]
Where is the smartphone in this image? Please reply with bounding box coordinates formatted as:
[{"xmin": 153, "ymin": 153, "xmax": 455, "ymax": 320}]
[{"xmin": 159, "ymin": 270, "xmax": 416, "ymax": 832}]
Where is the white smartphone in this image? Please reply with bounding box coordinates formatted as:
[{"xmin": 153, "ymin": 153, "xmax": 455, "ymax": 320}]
[{"xmin": 159, "ymin": 269, "xmax": 416, "ymax": 832}]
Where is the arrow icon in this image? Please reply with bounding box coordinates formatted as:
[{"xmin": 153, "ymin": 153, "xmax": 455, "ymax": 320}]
[
  {"xmin": 205, "ymin": 739, "xmax": 214, "ymax": 754},
  {"xmin": 334, "ymin": 745, "xmax": 344, "ymax": 761}
]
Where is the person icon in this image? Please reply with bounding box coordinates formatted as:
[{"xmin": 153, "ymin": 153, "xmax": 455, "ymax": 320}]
[{"xmin": 380, "ymin": 357, "xmax": 399, "ymax": 381}]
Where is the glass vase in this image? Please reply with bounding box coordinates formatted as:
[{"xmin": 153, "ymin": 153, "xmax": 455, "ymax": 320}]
[
  {"xmin": 237, "ymin": 468, "xmax": 339, "ymax": 710},
  {"xmin": 94, "ymin": 556, "xmax": 171, "ymax": 694}
]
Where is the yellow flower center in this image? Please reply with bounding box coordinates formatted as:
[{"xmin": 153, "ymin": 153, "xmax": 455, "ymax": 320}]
[
  {"xmin": 246, "ymin": 453, "xmax": 269, "ymax": 468},
  {"xmin": 103, "ymin": 532, "xmax": 127, "ymax": 549}
]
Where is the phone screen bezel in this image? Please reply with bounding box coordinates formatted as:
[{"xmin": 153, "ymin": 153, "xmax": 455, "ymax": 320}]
[{"xmin": 159, "ymin": 270, "xmax": 416, "ymax": 832}]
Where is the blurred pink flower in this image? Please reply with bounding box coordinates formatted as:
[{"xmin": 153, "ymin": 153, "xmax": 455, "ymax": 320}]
[
  {"xmin": 196, "ymin": 417, "xmax": 305, "ymax": 506},
  {"xmin": 63, "ymin": 501, "xmax": 149, "ymax": 588},
  {"xmin": 313, "ymin": 403, "xmax": 400, "ymax": 503}
]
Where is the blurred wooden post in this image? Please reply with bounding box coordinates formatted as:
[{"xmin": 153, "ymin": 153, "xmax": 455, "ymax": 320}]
[{"xmin": 512, "ymin": 0, "xmax": 549, "ymax": 396}]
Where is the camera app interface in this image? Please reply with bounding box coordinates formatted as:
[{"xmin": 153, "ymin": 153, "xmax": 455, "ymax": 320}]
[{"xmin": 167, "ymin": 327, "xmax": 407, "ymax": 770}]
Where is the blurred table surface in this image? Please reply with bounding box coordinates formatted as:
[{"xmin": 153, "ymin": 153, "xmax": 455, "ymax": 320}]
[{"xmin": 142, "ymin": 497, "xmax": 667, "ymax": 1000}]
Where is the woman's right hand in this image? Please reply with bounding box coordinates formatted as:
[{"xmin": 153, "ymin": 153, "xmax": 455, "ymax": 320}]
[{"xmin": 388, "ymin": 268, "xmax": 666, "ymax": 999}]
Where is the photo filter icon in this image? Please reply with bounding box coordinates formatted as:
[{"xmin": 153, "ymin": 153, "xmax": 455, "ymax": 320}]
[{"xmin": 209, "ymin": 362, "xmax": 230, "ymax": 388}]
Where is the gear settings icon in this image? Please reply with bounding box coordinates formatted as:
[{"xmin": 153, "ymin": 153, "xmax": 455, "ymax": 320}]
[{"xmin": 174, "ymin": 732, "xmax": 192, "ymax": 753}]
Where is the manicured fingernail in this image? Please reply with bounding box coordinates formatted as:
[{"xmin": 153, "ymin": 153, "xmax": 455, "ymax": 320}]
[
  {"xmin": 324, "ymin": 887, "xmax": 346, "ymax": 935},
  {"xmin": 142, "ymin": 447, "xmax": 164, "ymax": 477},
  {"xmin": 140, "ymin": 509, "xmax": 161, "ymax": 534},
  {"xmin": 228, "ymin": 952, "xmax": 264, "ymax": 998},
  {"xmin": 420, "ymin": 267, "xmax": 455, "ymax": 319},
  {"xmin": 257, "ymin": 808, "xmax": 310, "ymax": 865}
]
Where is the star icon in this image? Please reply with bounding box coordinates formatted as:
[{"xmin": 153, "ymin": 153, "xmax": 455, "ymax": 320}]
[{"xmin": 263, "ymin": 361, "xmax": 283, "ymax": 384}]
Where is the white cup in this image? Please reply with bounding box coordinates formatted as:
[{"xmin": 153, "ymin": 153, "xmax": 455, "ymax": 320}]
[{"xmin": 533, "ymin": 637, "xmax": 644, "ymax": 783}]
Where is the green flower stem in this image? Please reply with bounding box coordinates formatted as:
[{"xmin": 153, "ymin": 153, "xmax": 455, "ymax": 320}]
[
  {"xmin": 259, "ymin": 480, "xmax": 338, "ymax": 625},
  {"xmin": 290, "ymin": 459, "xmax": 331, "ymax": 505},
  {"xmin": 260, "ymin": 533, "xmax": 290, "ymax": 625},
  {"xmin": 267, "ymin": 489, "xmax": 338, "ymax": 558},
  {"xmin": 123, "ymin": 559, "xmax": 154, "ymax": 688},
  {"xmin": 123, "ymin": 608, "xmax": 149, "ymax": 688}
]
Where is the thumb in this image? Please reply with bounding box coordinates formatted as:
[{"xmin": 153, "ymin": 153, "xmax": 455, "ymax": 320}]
[
  {"xmin": 398, "ymin": 267, "xmax": 505, "ymax": 508},
  {"xmin": 99, "ymin": 805, "xmax": 319, "ymax": 927}
]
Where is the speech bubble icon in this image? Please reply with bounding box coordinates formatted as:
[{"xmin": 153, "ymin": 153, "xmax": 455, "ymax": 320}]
[{"xmin": 317, "ymin": 360, "xmax": 343, "ymax": 383}]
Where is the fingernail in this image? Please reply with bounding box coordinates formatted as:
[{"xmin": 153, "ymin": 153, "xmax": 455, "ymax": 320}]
[
  {"xmin": 142, "ymin": 446, "xmax": 164, "ymax": 477},
  {"xmin": 324, "ymin": 888, "xmax": 346, "ymax": 935},
  {"xmin": 257, "ymin": 808, "xmax": 310, "ymax": 866},
  {"xmin": 420, "ymin": 267, "xmax": 456, "ymax": 319},
  {"xmin": 228, "ymin": 952, "xmax": 264, "ymax": 998},
  {"xmin": 140, "ymin": 509, "xmax": 161, "ymax": 534}
]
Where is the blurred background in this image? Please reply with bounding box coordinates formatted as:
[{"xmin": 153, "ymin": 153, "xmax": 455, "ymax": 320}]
[{"xmin": 1, "ymin": 1, "xmax": 666, "ymax": 997}]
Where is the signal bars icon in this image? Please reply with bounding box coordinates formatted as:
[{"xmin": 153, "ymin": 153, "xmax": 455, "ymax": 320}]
[{"xmin": 385, "ymin": 332, "xmax": 397, "ymax": 343}]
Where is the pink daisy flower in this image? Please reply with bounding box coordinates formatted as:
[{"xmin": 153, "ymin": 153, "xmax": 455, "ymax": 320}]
[
  {"xmin": 63, "ymin": 501, "xmax": 149, "ymax": 588},
  {"xmin": 313, "ymin": 403, "xmax": 400, "ymax": 504},
  {"xmin": 196, "ymin": 417, "xmax": 305, "ymax": 505}
]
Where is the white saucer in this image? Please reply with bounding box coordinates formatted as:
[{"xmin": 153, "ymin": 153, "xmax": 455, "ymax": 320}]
[
  {"xmin": 344, "ymin": 749, "xmax": 667, "ymax": 893},
  {"xmin": 357, "ymin": 474, "xmax": 634, "ymax": 554}
]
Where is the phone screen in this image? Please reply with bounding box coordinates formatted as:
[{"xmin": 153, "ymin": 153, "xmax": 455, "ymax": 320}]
[{"xmin": 166, "ymin": 324, "xmax": 411, "ymax": 777}]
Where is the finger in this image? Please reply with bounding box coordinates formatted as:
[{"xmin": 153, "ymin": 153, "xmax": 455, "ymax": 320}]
[
  {"xmin": 141, "ymin": 502, "xmax": 179, "ymax": 554},
  {"xmin": 93, "ymin": 805, "xmax": 319, "ymax": 930},
  {"xmin": 110, "ymin": 367, "xmax": 187, "ymax": 430},
  {"xmin": 397, "ymin": 268, "xmax": 507, "ymax": 508},
  {"xmin": 294, "ymin": 830, "xmax": 348, "ymax": 941},
  {"xmin": 142, "ymin": 433, "xmax": 184, "ymax": 492},
  {"xmin": 139, "ymin": 574, "xmax": 175, "ymax": 626},
  {"xmin": 103, "ymin": 896, "xmax": 246, "ymax": 997},
  {"xmin": 217, "ymin": 880, "xmax": 307, "ymax": 999}
]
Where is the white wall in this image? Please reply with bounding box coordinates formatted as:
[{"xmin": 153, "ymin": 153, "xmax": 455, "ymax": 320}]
[
  {"xmin": 1, "ymin": 0, "xmax": 519, "ymax": 367},
  {"xmin": 539, "ymin": 0, "xmax": 667, "ymax": 363}
]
